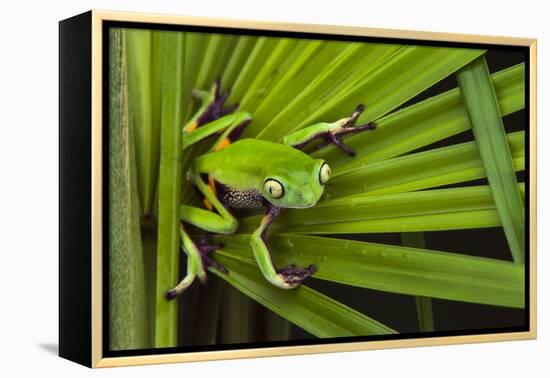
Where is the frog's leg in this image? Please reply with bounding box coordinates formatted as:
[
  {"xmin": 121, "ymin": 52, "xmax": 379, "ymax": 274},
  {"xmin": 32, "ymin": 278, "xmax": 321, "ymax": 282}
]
[
  {"xmin": 183, "ymin": 110, "xmax": 251, "ymax": 213},
  {"xmin": 282, "ymin": 104, "xmax": 376, "ymax": 157},
  {"xmin": 166, "ymin": 174, "xmax": 238, "ymax": 299},
  {"xmin": 181, "ymin": 174, "xmax": 239, "ymax": 236},
  {"xmin": 168, "ymin": 96, "xmax": 250, "ymax": 299},
  {"xmin": 250, "ymin": 206, "xmax": 317, "ymax": 289},
  {"xmin": 165, "ymin": 225, "xmax": 201, "ymax": 299},
  {"xmin": 182, "ymin": 111, "xmax": 252, "ymax": 150}
]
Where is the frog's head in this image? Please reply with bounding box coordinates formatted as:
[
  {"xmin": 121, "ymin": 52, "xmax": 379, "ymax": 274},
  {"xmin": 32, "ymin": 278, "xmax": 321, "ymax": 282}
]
[{"xmin": 261, "ymin": 159, "xmax": 331, "ymax": 209}]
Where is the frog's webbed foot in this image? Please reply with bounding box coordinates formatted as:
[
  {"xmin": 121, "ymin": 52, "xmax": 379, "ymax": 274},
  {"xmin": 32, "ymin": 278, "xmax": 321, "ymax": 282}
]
[
  {"xmin": 193, "ymin": 79, "xmax": 238, "ymax": 127},
  {"xmin": 276, "ymin": 264, "xmax": 318, "ymax": 289},
  {"xmin": 165, "ymin": 232, "xmax": 227, "ymax": 301},
  {"xmin": 250, "ymin": 206, "xmax": 318, "ymax": 290},
  {"xmin": 197, "ymin": 233, "xmax": 228, "ymax": 275},
  {"xmin": 284, "ymin": 104, "xmax": 375, "ymax": 157},
  {"xmin": 323, "ymin": 104, "xmax": 376, "ymax": 157}
]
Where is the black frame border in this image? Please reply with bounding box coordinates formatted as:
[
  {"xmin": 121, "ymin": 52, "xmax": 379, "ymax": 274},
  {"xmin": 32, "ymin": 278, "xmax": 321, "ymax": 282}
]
[{"xmin": 59, "ymin": 11, "xmax": 93, "ymax": 367}]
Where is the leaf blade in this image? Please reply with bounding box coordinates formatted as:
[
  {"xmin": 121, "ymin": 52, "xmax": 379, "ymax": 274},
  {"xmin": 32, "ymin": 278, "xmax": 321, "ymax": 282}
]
[
  {"xmin": 126, "ymin": 29, "xmax": 160, "ymax": 216},
  {"xmin": 255, "ymin": 43, "xmax": 405, "ymax": 141},
  {"xmin": 221, "ymin": 35, "xmax": 257, "ymax": 93},
  {"xmin": 238, "ymin": 184, "xmax": 525, "ymax": 234},
  {"xmin": 215, "ymin": 234, "xmax": 525, "ymax": 308},
  {"xmin": 109, "ymin": 27, "xmax": 150, "ymax": 350},
  {"xmin": 211, "ymin": 253, "xmax": 397, "ymax": 337},
  {"xmin": 325, "ymin": 131, "xmax": 524, "ymax": 200},
  {"xmin": 316, "ymin": 63, "xmax": 525, "ymax": 171},
  {"xmin": 257, "ymin": 46, "xmax": 484, "ymax": 144},
  {"xmin": 457, "ymin": 57, "xmax": 525, "ymax": 263}
]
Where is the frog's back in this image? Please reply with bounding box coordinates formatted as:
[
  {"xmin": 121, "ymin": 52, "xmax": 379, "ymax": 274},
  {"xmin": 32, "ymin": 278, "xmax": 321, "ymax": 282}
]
[{"xmin": 194, "ymin": 139, "xmax": 312, "ymax": 190}]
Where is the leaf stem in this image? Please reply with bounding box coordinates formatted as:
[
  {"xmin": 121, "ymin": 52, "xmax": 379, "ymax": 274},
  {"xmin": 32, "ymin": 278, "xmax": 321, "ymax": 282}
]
[
  {"xmin": 154, "ymin": 31, "xmax": 185, "ymax": 347},
  {"xmin": 401, "ymin": 232, "xmax": 435, "ymax": 332}
]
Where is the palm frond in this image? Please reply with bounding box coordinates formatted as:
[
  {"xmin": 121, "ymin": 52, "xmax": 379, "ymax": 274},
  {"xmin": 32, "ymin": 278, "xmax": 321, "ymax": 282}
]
[
  {"xmin": 457, "ymin": 57, "xmax": 525, "ymax": 263},
  {"xmin": 237, "ymin": 184, "xmax": 525, "ymax": 234},
  {"xmin": 211, "ymin": 252, "xmax": 396, "ymax": 337},
  {"xmin": 109, "ymin": 28, "xmax": 149, "ymax": 349},
  {"xmin": 215, "ymin": 234, "xmax": 524, "ymax": 308}
]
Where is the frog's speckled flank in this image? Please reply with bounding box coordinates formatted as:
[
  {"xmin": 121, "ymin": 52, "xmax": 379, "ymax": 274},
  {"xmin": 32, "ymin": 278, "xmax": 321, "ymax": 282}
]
[{"xmin": 219, "ymin": 185, "xmax": 265, "ymax": 209}]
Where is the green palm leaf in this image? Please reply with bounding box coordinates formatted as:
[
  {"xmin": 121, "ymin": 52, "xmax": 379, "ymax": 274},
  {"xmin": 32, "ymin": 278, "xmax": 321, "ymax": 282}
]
[
  {"xmin": 237, "ymin": 184, "xmax": 525, "ymax": 234},
  {"xmin": 221, "ymin": 35, "xmax": 257, "ymax": 91},
  {"xmin": 316, "ymin": 63, "xmax": 524, "ymax": 171},
  {"xmin": 215, "ymin": 234, "xmax": 524, "ymax": 308},
  {"xmin": 109, "ymin": 28, "xmax": 149, "ymax": 349},
  {"xmin": 325, "ymin": 131, "xmax": 523, "ymax": 199},
  {"xmin": 194, "ymin": 34, "xmax": 238, "ymax": 90},
  {"xmin": 251, "ymin": 46, "xmax": 484, "ymax": 142},
  {"xmin": 126, "ymin": 29, "xmax": 159, "ymax": 216},
  {"xmin": 457, "ymin": 57, "xmax": 525, "ymax": 263},
  {"xmin": 210, "ymin": 252, "xmax": 396, "ymax": 337},
  {"xmin": 227, "ymin": 37, "xmax": 282, "ymax": 104},
  {"xmin": 238, "ymin": 38, "xmax": 315, "ymax": 113},
  {"xmin": 250, "ymin": 40, "xmax": 341, "ymax": 128}
]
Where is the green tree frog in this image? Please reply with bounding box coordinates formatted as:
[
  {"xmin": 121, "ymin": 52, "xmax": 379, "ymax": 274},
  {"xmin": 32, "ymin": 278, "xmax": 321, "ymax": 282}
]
[{"xmin": 166, "ymin": 81, "xmax": 375, "ymax": 299}]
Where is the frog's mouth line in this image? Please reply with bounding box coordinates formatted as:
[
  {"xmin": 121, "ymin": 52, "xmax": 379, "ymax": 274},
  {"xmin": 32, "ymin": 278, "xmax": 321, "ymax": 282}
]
[{"xmin": 283, "ymin": 202, "xmax": 319, "ymax": 209}]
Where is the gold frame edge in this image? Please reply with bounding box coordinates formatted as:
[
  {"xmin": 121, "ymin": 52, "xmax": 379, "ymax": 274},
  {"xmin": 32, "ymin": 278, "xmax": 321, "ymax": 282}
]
[{"xmin": 91, "ymin": 10, "xmax": 103, "ymax": 368}]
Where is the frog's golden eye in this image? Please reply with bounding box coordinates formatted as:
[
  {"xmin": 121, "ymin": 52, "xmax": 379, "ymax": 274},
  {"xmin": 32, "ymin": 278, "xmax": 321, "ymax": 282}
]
[
  {"xmin": 319, "ymin": 162, "xmax": 331, "ymax": 185},
  {"xmin": 264, "ymin": 179, "xmax": 284, "ymax": 199}
]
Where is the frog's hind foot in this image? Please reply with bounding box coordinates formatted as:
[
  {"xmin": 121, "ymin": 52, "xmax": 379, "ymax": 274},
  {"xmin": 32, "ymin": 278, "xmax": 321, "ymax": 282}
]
[
  {"xmin": 276, "ymin": 263, "xmax": 318, "ymax": 289},
  {"xmin": 194, "ymin": 79, "xmax": 238, "ymax": 127},
  {"xmin": 197, "ymin": 234, "xmax": 228, "ymax": 275},
  {"xmin": 165, "ymin": 234, "xmax": 228, "ymax": 301}
]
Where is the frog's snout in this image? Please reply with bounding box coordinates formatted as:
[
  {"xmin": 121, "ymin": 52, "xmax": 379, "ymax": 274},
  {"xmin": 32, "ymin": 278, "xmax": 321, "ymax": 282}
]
[{"xmin": 296, "ymin": 187, "xmax": 323, "ymax": 208}]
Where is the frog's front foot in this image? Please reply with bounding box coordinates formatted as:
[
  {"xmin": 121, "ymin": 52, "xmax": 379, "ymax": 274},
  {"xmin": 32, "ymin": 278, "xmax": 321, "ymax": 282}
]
[
  {"xmin": 275, "ymin": 263, "xmax": 318, "ymax": 289},
  {"xmin": 318, "ymin": 104, "xmax": 376, "ymax": 157}
]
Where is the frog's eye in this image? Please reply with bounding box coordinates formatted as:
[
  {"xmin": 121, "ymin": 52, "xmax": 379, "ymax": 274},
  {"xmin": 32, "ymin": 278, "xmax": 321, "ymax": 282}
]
[
  {"xmin": 264, "ymin": 179, "xmax": 284, "ymax": 199},
  {"xmin": 319, "ymin": 163, "xmax": 331, "ymax": 185}
]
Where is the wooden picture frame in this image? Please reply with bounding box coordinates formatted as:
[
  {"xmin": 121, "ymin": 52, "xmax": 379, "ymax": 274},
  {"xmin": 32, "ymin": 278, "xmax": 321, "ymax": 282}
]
[{"xmin": 59, "ymin": 9, "xmax": 537, "ymax": 368}]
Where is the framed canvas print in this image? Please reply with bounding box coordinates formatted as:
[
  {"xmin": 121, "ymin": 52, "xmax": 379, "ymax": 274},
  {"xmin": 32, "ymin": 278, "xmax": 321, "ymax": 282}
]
[{"xmin": 59, "ymin": 10, "xmax": 537, "ymax": 368}]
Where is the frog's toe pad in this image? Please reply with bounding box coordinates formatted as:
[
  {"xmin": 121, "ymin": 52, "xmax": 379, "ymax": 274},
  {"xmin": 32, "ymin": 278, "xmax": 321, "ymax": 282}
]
[
  {"xmin": 165, "ymin": 289, "xmax": 178, "ymax": 300},
  {"xmin": 276, "ymin": 264, "xmax": 318, "ymax": 288}
]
